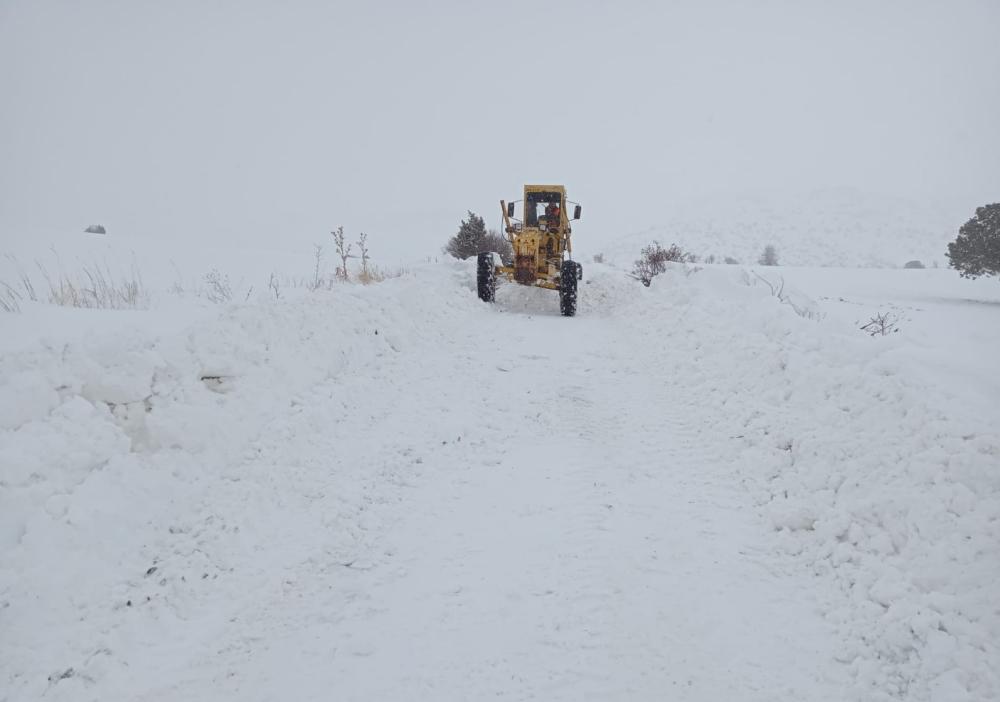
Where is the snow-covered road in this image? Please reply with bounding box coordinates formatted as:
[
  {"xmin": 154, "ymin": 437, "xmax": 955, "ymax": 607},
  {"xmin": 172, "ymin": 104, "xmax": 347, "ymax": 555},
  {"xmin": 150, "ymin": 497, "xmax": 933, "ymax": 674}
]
[
  {"xmin": 185, "ymin": 293, "xmax": 845, "ymax": 701},
  {"xmin": 2, "ymin": 262, "xmax": 997, "ymax": 701}
]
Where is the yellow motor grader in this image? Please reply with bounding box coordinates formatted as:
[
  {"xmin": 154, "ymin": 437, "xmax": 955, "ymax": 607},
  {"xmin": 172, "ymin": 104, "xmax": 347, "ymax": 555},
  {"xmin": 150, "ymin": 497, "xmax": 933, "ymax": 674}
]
[{"xmin": 477, "ymin": 184, "xmax": 583, "ymax": 316}]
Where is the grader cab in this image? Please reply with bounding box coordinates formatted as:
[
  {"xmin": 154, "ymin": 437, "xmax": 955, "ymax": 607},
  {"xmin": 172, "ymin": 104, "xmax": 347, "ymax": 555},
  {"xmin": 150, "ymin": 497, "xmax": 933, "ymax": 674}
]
[{"xmin": 477, "ymin": 184, "xmax": 583, "ymax": 316}]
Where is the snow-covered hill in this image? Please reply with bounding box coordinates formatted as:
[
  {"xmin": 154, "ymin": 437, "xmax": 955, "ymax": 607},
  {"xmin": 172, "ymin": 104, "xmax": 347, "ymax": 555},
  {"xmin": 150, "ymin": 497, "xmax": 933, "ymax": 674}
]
[
  {"xmin": 598, "ymin": 188, "xmax": 958, "ymax": 269},
  {"xmin": 1, "ymin": 248, "xmax": 998, "ymax": 701}
]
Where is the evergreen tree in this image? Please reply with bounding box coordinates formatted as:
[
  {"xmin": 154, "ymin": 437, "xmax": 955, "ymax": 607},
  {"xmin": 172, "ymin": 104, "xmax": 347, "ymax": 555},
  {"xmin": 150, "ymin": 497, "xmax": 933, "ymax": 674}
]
[
  {"xmin": 445, "ymin": 211, "xmax": 488, "ymax": 260},
  {"xmin": 758, "ymin": 245, "xmax": 779, "ymax": 266},
  {"xmin": 444, "ymin": 212, "xmax": 512, "ymax": 262},
  {"xmin": 947, "ymin": 204, "xmax": 1000, "ymax": 280}
]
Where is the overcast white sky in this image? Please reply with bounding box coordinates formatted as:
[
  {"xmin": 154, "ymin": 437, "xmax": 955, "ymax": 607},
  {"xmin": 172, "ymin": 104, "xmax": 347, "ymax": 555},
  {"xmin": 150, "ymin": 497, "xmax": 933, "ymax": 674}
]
[{"xmin": 1, "ymin": 0, "xmax": 998, "ymax": 259}]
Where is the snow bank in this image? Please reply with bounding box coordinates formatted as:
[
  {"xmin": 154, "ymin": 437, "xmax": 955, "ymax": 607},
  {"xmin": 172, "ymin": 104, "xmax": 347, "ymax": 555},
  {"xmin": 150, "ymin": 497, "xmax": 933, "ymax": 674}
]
[
  {"xmin": 0, "ymin": 263, "xmax": 480, "ymax": 700},
  {"xmin": 621, "ymin": 263, "xmax": 999, "ymax": 701}
]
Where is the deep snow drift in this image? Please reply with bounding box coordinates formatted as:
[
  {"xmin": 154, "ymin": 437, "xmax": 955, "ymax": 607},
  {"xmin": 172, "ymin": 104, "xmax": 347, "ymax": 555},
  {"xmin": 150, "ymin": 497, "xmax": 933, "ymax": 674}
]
[{"xmin": 1, "ymin": 253, "xmax": 997, "ymax": 701}]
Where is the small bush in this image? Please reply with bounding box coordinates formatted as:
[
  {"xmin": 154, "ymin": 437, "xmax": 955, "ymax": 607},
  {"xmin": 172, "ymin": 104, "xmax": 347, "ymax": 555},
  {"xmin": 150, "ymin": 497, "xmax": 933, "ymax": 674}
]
[
  {"xmin": 632, "ymin": 241, "xmax": 694, "ymax": 286},
  {"xmin": 593, "ymin": 253, "xmax": 605, "ymax": 264},
  {"xmin": 360, "ymin": 265, "xmax": 407, "ymax": 284},
  {"xmin": 758, "ymin": 245, "xmax": 779, "ymax": 266},
  {"xmin": 2, "ymin": 255, "xmax": 146, "ymax": 311},
  {"xmin": 39, "ymin": 262, "xmax": 147, "ymax": 309},
  {"xmin": 860, "ymin": 311, "xmax": 900, "ymax": 336},
  {"xmin": 203, "ymin": 268, "xmax": 233, "ymax": 303},
  {"xmin": 724, "ymin": 256, "xmax": 739, "ymax": 265},
  {"xmin": 481, "ymin": 230, "xmax": 513, "ymax": 266},
  {"xmin": 323, "ymin": 229, "xmax": 402, "ymax": 286}
]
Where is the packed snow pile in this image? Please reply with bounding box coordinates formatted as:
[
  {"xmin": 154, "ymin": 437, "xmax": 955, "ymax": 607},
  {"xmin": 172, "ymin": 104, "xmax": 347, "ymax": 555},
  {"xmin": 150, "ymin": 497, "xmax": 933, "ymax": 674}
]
[
  {"xmin": 598, "ymin": 188, "xmax": 957, "ymax": 269},
  {"xmin": 0, "ymin": 265, "xmax": 479, "ymax": 698},
  {"xmin": 0, "ymin": 253, "xmax": 997, "ymax": 701},
  {"xmin": 621, "ymin": 264, "xmax": 999, "ymax": 701}
]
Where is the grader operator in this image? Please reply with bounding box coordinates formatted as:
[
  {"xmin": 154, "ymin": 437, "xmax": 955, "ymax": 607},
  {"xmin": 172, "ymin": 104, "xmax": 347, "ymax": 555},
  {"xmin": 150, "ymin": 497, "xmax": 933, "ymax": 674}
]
[{"xmin": 476, "ymin": 184, "xmax": 583, "ymax": 316}]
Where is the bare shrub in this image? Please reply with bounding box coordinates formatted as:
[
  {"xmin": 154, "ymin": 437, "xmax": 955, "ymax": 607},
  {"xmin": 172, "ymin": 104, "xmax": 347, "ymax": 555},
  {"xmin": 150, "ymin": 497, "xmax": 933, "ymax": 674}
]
[
  {"xmin": 331, "ymin": 226, "xmax": 352, "ymax": 281},
  {"xmin": 481, "ymin": 230, "xmax": 513, "ymax": 265},
  {"xmin": 309, "ymin": 245, "xmax": 324, "ymax": 291},
  {"xmin": 752, "ymin": 271, "xmax": 785, "ymax": 299},
  {"xmin": 357, "ymin": 232, "xmax": 371, "ymax": 282},
  {"xmin": 203, "ymin": 268, "xmax": 233, "ymax": 303},
  {"xmin": 632, "ymin": 241, "xmax": 694, "ymax": 286},
  {"xmin": 750, "ymin": 271, "xmax": 822, "ymax": 321},
  {"xmin": 860, "ymin": 311, "xmax": 900, "ymax": 336}
]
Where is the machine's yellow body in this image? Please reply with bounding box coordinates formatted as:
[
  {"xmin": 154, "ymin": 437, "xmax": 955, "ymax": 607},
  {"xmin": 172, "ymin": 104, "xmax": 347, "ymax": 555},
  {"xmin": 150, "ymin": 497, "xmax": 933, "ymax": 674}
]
[
  {"xmin": 498, "ymin": 184, "xmax": 575, "ymax": 290},
  {"xmin": 477, "ymin": 184, "xmax": 582, "ymax": 315}
]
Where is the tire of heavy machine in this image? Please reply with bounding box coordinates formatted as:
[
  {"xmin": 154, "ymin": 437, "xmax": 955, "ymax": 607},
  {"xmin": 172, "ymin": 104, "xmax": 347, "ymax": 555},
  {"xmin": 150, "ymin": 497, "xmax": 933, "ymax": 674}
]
[
  {"xmin": 559, "ymin": 259, "xmax": 578, "ymax": 317},
  {"xmin": 576, "ymin": 262, "xmax": 583, "ymax": 280},
  {"xmin": 477, "ymin": 252, "xmax": 496, "ymax": 303}
]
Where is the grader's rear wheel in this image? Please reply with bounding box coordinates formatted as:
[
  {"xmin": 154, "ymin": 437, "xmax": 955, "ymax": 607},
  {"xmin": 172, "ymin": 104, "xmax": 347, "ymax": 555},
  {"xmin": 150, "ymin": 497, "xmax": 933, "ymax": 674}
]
[
  {"xmin": 477, "ymin": 252, "xmax": 496, "ymax": 303},
  {"xmin": 559, "ymin": 259, "xmax": 578, "ymax": 317}
]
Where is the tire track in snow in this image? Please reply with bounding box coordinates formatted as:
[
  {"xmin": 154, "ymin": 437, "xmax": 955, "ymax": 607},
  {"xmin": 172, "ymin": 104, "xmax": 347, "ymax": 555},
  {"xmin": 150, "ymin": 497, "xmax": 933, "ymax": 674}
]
[
  {"xmin": 19, "ymin": 267, "xmax": 849, "ymax": 701},
  {"xmin": 168, "ymin": 277, "xmax": 848, "ymax": 701}
]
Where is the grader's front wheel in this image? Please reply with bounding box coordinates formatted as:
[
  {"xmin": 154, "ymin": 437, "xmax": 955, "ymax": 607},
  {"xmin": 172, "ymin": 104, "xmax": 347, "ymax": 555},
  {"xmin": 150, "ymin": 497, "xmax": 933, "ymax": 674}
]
[
  {"xmin": 559, "ymin": 260, "xmax": 578, "ymax": 317},
  {"xmin": 477, "ymin": 252, "xmax": 496, "ymax": 303}
]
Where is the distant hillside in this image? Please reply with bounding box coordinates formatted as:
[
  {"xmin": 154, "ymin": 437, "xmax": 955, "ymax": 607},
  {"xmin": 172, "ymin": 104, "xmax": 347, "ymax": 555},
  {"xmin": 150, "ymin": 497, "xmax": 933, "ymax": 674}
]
[{"xmin": 602, "ymin": 188, "xmax": 957, "ymax": 268}]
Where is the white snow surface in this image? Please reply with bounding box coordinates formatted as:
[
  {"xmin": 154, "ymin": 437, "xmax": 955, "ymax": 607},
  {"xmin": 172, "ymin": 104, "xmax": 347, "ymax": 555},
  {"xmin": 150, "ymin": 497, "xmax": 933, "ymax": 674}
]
[{"xmin": 1, "ymin": 254, "xmax": 998, "ymax": 701}]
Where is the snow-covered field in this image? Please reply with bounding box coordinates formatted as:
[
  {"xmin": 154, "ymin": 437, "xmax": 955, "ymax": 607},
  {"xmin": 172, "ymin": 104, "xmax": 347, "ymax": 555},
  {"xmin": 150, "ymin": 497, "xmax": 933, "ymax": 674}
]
[
  {"xmin": 1, "ymin": 239, "xmax": 998, "ymax": 701},
  {"xmin": 596, "ymin": 188, "xmax": 958, "ymax": 269}
]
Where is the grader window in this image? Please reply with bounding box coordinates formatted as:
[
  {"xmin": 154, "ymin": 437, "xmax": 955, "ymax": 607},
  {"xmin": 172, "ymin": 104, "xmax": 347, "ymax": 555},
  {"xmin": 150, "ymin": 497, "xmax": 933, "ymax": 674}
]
[{"xmin": 525, "ymin": 191, "xmax": 562, "ymax": 227}]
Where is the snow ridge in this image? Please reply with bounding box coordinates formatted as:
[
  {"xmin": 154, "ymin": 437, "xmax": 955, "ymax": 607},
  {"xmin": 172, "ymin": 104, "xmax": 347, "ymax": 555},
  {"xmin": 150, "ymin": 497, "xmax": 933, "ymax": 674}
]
[{"xmin": 627, "ymin": 265, "xmax": 998, "ymax": 701}]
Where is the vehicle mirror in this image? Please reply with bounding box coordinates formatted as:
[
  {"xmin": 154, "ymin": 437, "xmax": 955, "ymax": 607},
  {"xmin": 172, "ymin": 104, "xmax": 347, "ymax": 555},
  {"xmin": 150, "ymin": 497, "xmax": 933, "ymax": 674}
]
[
  {"xmin": 507, "ymin": 202, "xmax": 515, "ymax": 218},
  {"xmin": 573, "ymin": 205, "xmax": 582, "ymax": 220}
]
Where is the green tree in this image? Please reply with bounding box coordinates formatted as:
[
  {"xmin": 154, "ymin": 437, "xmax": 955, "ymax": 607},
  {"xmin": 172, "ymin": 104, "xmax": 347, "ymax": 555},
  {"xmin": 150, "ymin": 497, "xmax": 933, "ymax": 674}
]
[
  {"xmin": 947, "ymin": 204, "xmax": 1000, "ymax": 280},
  {"xmin": 445, "ymin": 211, "xmax": 488, "ymax": 260},
  {"xmin": 758, "ymin": 244, "xmax": 779, "ymax": 266},
  {"xmin": 444, "ymin": 211, "xmax": 512, "ymax": 263}
]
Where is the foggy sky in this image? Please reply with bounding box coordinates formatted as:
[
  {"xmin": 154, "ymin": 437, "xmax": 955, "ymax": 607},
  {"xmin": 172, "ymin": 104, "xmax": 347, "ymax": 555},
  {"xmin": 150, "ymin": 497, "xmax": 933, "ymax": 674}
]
[{"xmin": 2, "ymin": 0, "xmax": 998, "ymax": 260}]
